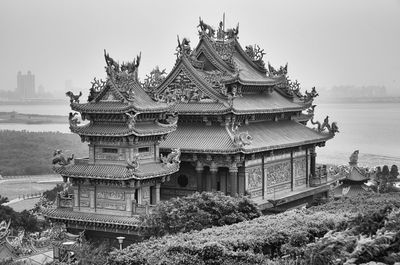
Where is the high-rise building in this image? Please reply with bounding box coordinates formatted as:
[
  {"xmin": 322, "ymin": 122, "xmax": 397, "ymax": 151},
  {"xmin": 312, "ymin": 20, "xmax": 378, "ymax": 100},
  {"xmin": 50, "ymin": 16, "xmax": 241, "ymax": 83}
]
[{"xmin": 16, "ymin": 71, "xmax": 35, "ymax": 98}]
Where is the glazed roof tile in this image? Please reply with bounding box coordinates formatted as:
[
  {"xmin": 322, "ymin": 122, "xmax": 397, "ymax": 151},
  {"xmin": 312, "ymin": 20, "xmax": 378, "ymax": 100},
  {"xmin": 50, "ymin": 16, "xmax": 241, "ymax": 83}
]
[
  {"xmin": 175, "ymin": 102, "xmax": 229, "ymax": 114},
  {"xmin": 54, "ymin": 161, "xmax": 179, "ymax": 180},
  {"xmin": 161, "ymin": 120, "xmax": 331, "ymax": 154},
  {"xmin": 70, "ymin": 121, "xmax": 176, "ymax": 137},
  {"xmin": 43, "ymin": 208, "xmax": 140, "ymax": 227},
  {"xmin": 232, "ymin": 91, "xmax": 304, "ymax": 114}
]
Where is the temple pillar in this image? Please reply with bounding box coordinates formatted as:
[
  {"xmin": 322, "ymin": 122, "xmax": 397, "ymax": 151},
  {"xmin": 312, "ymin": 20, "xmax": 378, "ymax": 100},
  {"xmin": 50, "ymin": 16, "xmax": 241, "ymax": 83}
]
[
  {"xmin": 155, "ymin": 183, "xmax": 161, "ymax": 204},
  {"xmin": 229, "ymin": 164, "xmax": 238, "ymax": 196},
  {"xmin": 73, "ymin": 188, "xmax": 79, "ymax": 208},
  {"xmin": 195, "ymin": 161, "xmax": 204, "ymax": 192},
  {"xmin": 210, "ymin": 162, "xmax": 218, "ymax": 192},
  {"xmin": 90, "ymin": 190, "xmax": 95, "ymax": 210},
  {"xmin": 137, "ymin": 188, "xmax": 142, "ymax": 204},
  {"xmin": 126, "ymin": 192, "xmax": 132, "ymax": 213},
  {"xmin": 310, "ymin": 147, "xmax": 316, "ymax": 177},
  {"xmin": 220, "ymin": 171, "xmax": 227, "ymax": 194}
]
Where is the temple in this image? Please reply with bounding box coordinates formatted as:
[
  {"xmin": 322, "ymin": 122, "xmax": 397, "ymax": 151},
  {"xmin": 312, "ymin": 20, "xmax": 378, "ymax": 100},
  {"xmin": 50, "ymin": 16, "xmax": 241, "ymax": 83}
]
[
  {"xmin": 44, "ymin": 18, "xmax": 338, "ymax": 243},
  {"xmin": 44, "ymin": 50, "xmax": 180, "ymax": 243},
  {"xmin": 150, "ymin": 18, "xmax": 338, "ymax": 208}
]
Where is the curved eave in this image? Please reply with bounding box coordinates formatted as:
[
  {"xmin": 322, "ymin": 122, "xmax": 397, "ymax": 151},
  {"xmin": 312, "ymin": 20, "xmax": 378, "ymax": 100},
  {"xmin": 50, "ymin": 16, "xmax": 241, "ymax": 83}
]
[
  {"xmin": 43, "ymin": 208, "xmax": 141, "ymax": 228},
  {"xmin": 160, "ymin": 136, "xmax": 331, "ymax": 155},
  {"xmin": 53, "ymin": 163, "xmax": 179, "ymax": 181},
  {"xmin": 69, "ymin": 124, "xmax": 176, "ymax": 137},
  {"xmin": 231, "ymin": 106, "xmax": 303, "ymax": 115},
  {"xmin": 70, "ymin": 102, "xmax": 171, "ymax": 114},
  {"xmin": 223, "ymin": 75, "xmax": 285, "ymax": 86}
]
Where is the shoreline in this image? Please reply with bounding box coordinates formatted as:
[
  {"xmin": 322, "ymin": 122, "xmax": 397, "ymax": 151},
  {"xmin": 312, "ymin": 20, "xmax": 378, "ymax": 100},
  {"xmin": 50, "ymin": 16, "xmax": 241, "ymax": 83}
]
[{"xmin": 0, "ymin": 111, "xmax": 67, "ymax": 124}]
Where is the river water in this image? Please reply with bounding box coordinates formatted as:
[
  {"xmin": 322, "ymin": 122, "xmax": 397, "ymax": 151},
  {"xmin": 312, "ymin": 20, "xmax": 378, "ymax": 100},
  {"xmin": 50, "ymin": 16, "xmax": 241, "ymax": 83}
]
[{"xmin": 0, "ymin": 102, "xmax": 399, "ymax": 166}]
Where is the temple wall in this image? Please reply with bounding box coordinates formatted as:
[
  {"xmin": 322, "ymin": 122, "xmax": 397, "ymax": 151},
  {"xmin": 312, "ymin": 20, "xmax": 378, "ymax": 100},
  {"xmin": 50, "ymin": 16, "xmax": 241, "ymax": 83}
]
[
  {"xmin": 72, "ymin": 183, "xmax": 155, "ymax": 216},
  {"xmin": 160, "ymin": 161, "xmax": 197, "ymax": 200},
  {"xmin": 244, "ymin": 150, "xmax": 308, "ymax": 199}
]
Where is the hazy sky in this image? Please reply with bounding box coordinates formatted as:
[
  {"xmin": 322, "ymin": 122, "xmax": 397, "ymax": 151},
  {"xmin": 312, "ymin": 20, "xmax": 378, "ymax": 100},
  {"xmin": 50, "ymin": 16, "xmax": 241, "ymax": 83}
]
[{"xmin": 1, "ymin": 0, "xmax": 399, "ymax": 95}]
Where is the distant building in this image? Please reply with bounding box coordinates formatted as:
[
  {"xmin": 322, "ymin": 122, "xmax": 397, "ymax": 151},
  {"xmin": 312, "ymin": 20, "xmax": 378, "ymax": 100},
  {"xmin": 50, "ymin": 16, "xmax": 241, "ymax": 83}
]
[{"xmin": 16, "ymin": 71, "xmax": 35, "ymax": 98}]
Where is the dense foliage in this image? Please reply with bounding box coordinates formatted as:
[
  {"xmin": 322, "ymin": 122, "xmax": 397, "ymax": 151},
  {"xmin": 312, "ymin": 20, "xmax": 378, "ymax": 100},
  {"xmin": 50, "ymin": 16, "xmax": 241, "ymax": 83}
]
[
  {"xmin": 0, "ymin": 196, "xmax": 42, "ymax": 233},
  {"xmin": 0, "ymin": 130, "xmax": 87, "ymax": 175},
  {"xmin": 108, "ymin": 193, "xmax": 400, "ymax": 265},
  {"xmin": 141, "ymin": 192, "xmax": 261, "ymax": 236}
]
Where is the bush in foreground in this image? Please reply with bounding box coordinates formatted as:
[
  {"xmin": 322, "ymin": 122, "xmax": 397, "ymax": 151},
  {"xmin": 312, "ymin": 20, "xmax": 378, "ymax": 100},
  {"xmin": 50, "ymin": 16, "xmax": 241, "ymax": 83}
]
[
  {"xmin": 141, "ymin": 192, "xmax": 261, "ymax": 237},
  {"xmin": 108, "ymin": 193, "xmax": 400, "ymax": 265}
]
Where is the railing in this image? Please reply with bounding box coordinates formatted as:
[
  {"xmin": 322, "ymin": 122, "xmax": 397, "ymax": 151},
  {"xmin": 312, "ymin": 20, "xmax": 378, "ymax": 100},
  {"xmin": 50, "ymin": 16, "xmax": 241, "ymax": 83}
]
[
  {"xmin": 310, "ymin": 165, "xmax": 328, "ymax": 187},
  {"xmin": 133, "ymin": 202, "xmax": 156, "ymax": 215}
]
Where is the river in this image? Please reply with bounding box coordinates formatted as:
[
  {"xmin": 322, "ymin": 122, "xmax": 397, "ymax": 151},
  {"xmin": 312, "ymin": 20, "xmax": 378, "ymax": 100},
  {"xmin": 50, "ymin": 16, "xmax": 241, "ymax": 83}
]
[{"xmin": 0, "ymin": 101, "xmax": 399, "ymax": 166}]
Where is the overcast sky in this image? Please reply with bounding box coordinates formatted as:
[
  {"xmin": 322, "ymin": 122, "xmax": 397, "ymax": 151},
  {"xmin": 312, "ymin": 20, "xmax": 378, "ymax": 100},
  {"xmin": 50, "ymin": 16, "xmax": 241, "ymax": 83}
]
[{"xmin": 1, "ymin": 0, "xmax": 399, "ymax": 95}]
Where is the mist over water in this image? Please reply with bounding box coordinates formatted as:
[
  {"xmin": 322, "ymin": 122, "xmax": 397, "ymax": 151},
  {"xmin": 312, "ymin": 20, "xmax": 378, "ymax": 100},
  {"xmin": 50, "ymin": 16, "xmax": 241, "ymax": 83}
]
[{"xmin": 0, "ymin": 102, "xmax": 399, "ymax": 166}]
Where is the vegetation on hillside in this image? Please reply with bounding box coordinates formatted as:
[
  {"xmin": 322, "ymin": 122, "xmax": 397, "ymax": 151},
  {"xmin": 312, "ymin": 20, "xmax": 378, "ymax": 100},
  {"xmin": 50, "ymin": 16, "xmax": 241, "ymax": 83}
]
[
  {"xmin": 0, "ymin": 130, "xmax": 87, "ymax": 175},
  {"xmin": 108, "ymin": 193, "xmax": 400, "ymax": 265}
]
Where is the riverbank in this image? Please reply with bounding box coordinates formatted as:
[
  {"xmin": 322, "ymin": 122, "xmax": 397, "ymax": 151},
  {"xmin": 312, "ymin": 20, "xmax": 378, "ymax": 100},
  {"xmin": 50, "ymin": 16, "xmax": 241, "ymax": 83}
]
[{"xmin": 0, "ymin": 111, "xmax": 67, "ymax": 124}]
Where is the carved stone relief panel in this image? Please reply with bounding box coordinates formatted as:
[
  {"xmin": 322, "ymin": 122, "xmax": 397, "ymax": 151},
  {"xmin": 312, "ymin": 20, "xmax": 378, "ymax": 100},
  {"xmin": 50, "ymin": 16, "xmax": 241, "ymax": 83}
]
[
  {"xmin": 141, "ymin": 186, "xmax": 150, "ymax": 203},
  {"xmin": 266, "ymin": 183, "xmax": 291, "ymax": 194},
  {"xmin": 80, "ymin": 200, "xmax": 90, "ymax": 207},
  {"xmin": 247, "ymin": 167, "xmax": 263, "ymax": 190},
  {"xmin": 293, "ymin": 157, "xmax": 307, "ymax": 179},
  {"xmin": 96, "ymin": 190, "xmax": 125, "ymax": 201},
  {"xmin": 265, "ymin": 161, "xmax": 291, "ymax": 186},
  {"xmin": 96, "ymin": 201, "xmax": 126, "ymax": 211}
]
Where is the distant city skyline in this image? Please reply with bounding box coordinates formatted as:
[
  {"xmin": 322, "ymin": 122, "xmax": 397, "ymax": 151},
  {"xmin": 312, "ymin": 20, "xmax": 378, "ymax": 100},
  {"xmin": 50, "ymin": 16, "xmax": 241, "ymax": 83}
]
[{"xmin": 0, "ymin": 0, "xmax": 399, "ymax": 96}]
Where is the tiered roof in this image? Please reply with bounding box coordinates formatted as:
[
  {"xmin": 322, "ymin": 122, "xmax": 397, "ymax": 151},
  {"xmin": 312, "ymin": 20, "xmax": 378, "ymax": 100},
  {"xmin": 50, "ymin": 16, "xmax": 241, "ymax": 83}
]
[
  {"xmin": 160, "ymin": 120, "xmax": 333, "ymax": 154},
  {"xmin": 154, "ymin": 22, "xmax": 315, "ymax": 115},
  {"xmin": 58, "ymin": 51, "xmax": 180, "ymax": 181}
]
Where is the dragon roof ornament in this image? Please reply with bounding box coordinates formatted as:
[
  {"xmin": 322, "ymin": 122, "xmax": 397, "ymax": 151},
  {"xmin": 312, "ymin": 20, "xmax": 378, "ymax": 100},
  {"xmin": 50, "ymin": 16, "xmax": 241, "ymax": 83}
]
[{"xmin": 226, "ymin": 121, "xmax": 253, "ymax": 148}]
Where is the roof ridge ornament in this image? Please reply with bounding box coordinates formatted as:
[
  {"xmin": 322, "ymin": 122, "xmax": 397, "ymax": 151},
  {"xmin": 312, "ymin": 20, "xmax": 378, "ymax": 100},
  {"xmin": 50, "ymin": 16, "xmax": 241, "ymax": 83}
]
[
  {"xmin": 310, "ymin": 113, "xmax": 339, "ymax": 135},
  {"xmin": 226, "ymin": 121, "xmax": 253, "ymax": 148},
  {"xmin": 198, "ymin": 17, "xmax": 216, "ymax": 38}
]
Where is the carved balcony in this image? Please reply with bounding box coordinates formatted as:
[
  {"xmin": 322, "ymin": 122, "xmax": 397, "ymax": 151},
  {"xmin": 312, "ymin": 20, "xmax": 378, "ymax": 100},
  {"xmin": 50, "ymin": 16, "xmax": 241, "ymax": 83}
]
[{"xmin": 74, "ymin": 157, "xmax": 89, "ymax": 165}]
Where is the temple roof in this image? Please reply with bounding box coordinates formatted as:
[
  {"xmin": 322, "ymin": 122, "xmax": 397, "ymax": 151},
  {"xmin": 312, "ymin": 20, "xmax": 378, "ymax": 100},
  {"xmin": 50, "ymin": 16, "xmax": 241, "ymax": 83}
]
[
  {"xmin": 43, "ymin": 208, "xmax": 140, "ymax": 227},
  {"xmin": 69, "ymin": 52, "xmax": 171, "ymax": 114},
  {"xmin": 54, "ymin": 161, "xmax": 179, "ymax": 180},
  {"xmin": 232, "ymin": 91, "xmax": 304, "ymax": 114},
  {"xmin": 70, "ymin": 121, "xmax": 176, "ymax": 137},
  {"xmin": 161, "ymin": 120, "xmax": 332, "ymax": 154}
]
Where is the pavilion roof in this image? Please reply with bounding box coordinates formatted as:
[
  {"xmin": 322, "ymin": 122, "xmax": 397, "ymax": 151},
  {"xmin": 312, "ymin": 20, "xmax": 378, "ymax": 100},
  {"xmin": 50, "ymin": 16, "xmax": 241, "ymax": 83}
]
[
  {"xmin": 161, "ymin": 120, "xmax": 332, "ymax": 154},
  {"xmin": 54, "ymin": 161, "xmax": 179, "ymax": 180},
  {"xmin": 43, "ymin": 208, "xmax": 141, "ymax": 227},
  {"xmin": 70, "ymin": 121, "xmax": 176, "ymax": 137}
]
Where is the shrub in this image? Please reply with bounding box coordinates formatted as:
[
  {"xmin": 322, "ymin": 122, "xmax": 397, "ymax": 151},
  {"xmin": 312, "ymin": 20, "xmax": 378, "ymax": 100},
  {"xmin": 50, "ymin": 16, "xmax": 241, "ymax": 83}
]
[{"xmin": 141, "ymin": 192, "xmax": 261, "ymax": 236}]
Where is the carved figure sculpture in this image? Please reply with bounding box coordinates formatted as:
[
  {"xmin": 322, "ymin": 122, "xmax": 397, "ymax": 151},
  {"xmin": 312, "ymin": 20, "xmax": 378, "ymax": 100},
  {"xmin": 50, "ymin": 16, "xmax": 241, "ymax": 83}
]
[
  {"xmin": 126, "ymin": 112, "xmax": 140, "ymax": 129},
  {"xmin": 88, "ymin": 77, "xmax": 106, "ymax": 102},
  {"xmin": 68, "ymin": 112, "xmax": 80, "ymax": 127},
  {"xmin": 349, "ymin": 150, "xmax": 359, "ymax": 165},
  {"xmin": 65, "ymin": 91, "xmax": 82, "ymax": 103},
  {"xmin": 104, "ymin": 49, "xmax": 120, "ymax": 74},
  {"xmin": 268, "ymin": 63, "xmax": 288, "ymax": 76},
  {"xmin": 142, "ymin": 66, "xmax": 167, "ymax": 94},
  {"xmin": 52, "ymin": 150, "xmax": 74, "ymax": 166},
  {"xmin": 161, "ymin": 148, "xmax": 181, "ymax": 165},
  {"xmin": 176, "ymin": 36, "xmax": 192, "ymax": 58},
  {"xmin": 225, "ymin": 23, "xmax": 239, "ymax": 39},
  {"xmin": 127, "ymin": 154, "xmax": 140, "ymax": 172},
  {"xmin": 310, "ymin": 116, "xmax": 339, "ymax": 135},
  {"xmin": 226, "ymin": 122, "xmax": 253, "ymax": 147},
  {"xmin": 157, "ymin": 111, "xmax": 178, "ymax": 127},
  {"xmin": 304, "ymin": 87, "xmax": 319, "ymax": 101},
  {"xmin": 245, "ymin": 44, "xmax": 265, "ymax": 68},
  {"xmin": 307, "ymin": 105, "xmax": 316, "ymax": 116},
  {"xmin": 198, "ymin": 17, "xmax": 215, "ymax": 37},
  {"xmin": 121, "ymin": 53, "xmax": 141, "ymax": 74}
]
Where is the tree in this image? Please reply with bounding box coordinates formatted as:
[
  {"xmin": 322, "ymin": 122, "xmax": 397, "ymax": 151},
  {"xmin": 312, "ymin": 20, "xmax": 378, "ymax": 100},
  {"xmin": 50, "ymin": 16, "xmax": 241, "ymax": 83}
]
[{"xmin": 0, "ymin": 195, "xmax": 9, "ymax": 205}]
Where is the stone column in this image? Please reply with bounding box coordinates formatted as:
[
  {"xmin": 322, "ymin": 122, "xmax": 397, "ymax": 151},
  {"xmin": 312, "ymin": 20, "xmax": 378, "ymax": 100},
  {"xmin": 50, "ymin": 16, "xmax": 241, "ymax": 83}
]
[
  {"xmin": 195, "ymin": 161, "xmax": 204, "ymax": 192},
  {"xmin": 229, "ymin": 164, "xmax": 238, "ymax": 196},
  {"xmin": 90, "ymin": 190, "xmax": 95, "ymax": 210},
  {"xmin": 126, "ymin": 192, "xmax": 132, "ymax": 213},
  {"xmin": 310, "ymin": 147, "xmax": 316, "ymax": 177},
  {"xmin": 155, "ymin": 183, "xmax": 161, "ymax": 204},
  {"xmin": 210, "ymin": 162, "xmax": 218, "ymax": 192},
  {"xmin": 73, "ymin": 188, "xmax": 79, "ymax": 208}
]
